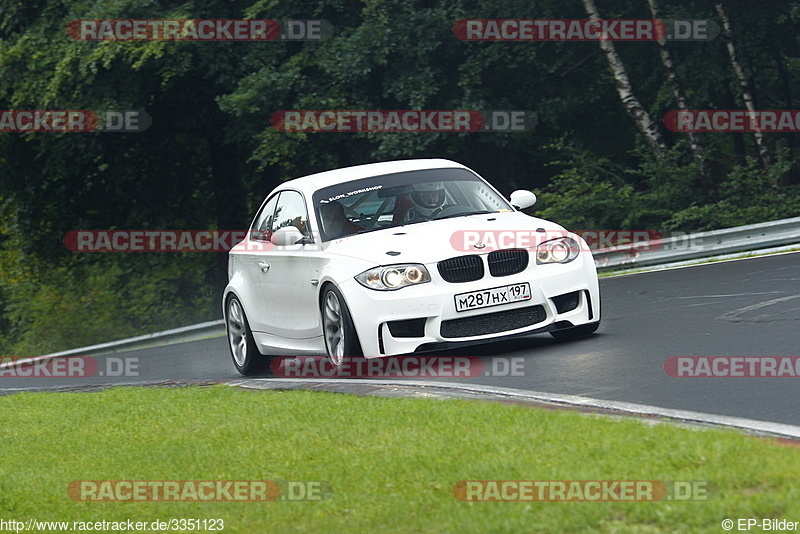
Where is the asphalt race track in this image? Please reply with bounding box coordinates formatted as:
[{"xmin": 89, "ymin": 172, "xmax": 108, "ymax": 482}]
[{"xmin": 2, "ymin": 252, "xmax": 798, "ymax": 425}]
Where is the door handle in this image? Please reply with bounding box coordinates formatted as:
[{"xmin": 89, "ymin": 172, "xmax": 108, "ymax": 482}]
[{"xmin": 258, "ymin": 262, "xmax": 271, "ymax": 273}]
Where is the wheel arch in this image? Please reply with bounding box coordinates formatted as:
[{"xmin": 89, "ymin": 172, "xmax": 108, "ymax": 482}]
[{"xmin": 222, "ymin": 287, "xmax": 245, "ymax": 319}]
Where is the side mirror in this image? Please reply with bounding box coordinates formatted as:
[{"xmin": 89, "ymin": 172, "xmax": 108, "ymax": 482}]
[
  {"xmin": 270, "ymin": 226, "xmax": 306, "ymax": 247},
  {"xmin": 509, "ymin": 190, "xmax": 537, "ymax": 210}
]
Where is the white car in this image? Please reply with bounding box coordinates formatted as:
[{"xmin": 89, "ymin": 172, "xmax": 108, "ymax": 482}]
[{"xmin": 223, "ymin": 158, "xmax": 600, "ymax": 375}]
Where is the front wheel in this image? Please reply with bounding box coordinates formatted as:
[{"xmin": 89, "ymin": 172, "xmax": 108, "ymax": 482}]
[
  {"xmin": 225, "ymin": 295, "xmax": 271, "ymax": 376},
  {"xmin": 321, "ymin": 285, "xmax": 363, "ymax": 367},
  {"xmin": 550, "ymin": 322, "xmax": 600, "ymax": 341}
]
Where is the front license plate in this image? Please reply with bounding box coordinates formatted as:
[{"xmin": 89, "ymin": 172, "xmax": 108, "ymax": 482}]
[{"xmin": 454, "ymin": 283, "xmax": 531, "ymax": 312}]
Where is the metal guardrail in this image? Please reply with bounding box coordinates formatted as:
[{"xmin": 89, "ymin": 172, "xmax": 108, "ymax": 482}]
[
  {"xmin": 592, "ymin": 216, "xmax": 800, "ymax": 271},
  {"xmin": 39, "ymin": 320, "xmax": 225, "ymax": 359},
  {"xmin": 37, "ymin": 217, "xmax": 800, "ymax": 359}
]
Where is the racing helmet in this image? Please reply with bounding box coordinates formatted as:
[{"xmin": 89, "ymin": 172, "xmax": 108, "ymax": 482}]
[{"xmin": 410, "ymin": 182, "xmax": 446, "ymax": 216}]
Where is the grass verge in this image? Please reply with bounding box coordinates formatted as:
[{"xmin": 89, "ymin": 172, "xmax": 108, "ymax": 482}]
[{"xmin": 0, "ymin": 386, "xmax": 798, "ymax": 533}]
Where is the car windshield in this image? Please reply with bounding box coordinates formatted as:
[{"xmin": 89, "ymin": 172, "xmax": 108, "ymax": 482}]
[{"xmin": 312, "ymin": 168, "xmax": 512, "ymax": 241}]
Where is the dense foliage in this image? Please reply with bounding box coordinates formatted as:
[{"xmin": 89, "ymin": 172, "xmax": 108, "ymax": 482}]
[{"xmin": 1, "ymin": 0, "xmax": 799, "ymax": 354}]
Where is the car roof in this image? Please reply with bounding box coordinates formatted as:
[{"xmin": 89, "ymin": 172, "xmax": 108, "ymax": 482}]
[{"xmin": 278, "ymin": 158, "xmax": 471, "ymax": 193}]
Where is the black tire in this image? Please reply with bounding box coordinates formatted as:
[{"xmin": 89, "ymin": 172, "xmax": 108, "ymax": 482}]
[
  {"xmin": 549, "ymin": 321, "xmax": 600, "ymax": 341},
  {"xmin": 320, "ymin": 285, "xmax": 363, "ymax": 368},
  {"xmin": 225, "ymin": 295, "xmax": 272, "ymax": 376}
]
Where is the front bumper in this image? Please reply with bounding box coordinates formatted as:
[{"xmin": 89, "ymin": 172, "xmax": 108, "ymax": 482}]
[{"xmin": 338, "ymin": 251, "xmax": 600, "ymax": 357}]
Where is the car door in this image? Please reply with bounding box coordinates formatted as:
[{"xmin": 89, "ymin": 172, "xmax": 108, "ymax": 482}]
[
  {"xmin": 262, "ymin": 190, "xmax": 323, "ymax": 340},
  {"xmin": 235, "ymin": 193, "xmax": 278, "ymax": 334}
]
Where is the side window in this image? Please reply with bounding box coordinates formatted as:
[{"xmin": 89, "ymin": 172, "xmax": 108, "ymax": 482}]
[
  {"xmin": 271, "ymin": 191, "xmax": 310, "ymax": 237},
  {"xmin": 250, "ymin": 195, "xmax": 278, "ymax": 241}
]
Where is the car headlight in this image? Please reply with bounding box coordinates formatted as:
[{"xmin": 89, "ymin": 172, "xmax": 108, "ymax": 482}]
[
  {"xmin": 536, "ymin": 237, "xmax": 580, "ymax": 264},
  {"xmin": 355, "ymin": 264, "xmax": 431, "ymax": 291}
]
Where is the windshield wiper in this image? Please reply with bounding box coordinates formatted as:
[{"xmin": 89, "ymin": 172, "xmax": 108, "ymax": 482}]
[
  {"xmin": 352, "ymin": 227, "xmax": 388, "ymax": 236},
  {"xmin": 353, "ymin": 219, "xmax": 427, "ymax": 233},
  {"xmin": 434, "ymin": 209, "xmax": 494, "ymax": 221}
]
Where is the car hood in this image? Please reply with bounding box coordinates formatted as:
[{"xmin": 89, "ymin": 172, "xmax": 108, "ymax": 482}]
[{"xmin": 321, "ymin": 212, "xmax": 568, "ymax": 265}]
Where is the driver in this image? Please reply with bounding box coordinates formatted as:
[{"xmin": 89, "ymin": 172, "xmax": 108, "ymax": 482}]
[{"xmin": 394, "ymin": 182, "xmax": 446, "ymax": 222}]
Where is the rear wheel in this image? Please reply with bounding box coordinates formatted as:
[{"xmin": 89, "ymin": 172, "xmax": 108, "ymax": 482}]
[
  {"xmin": 225, "ymin": 295, "xmax": 271, "ymax": 376},
  {"xmin": 550, "ymin": 322, "xmax": 600, "ymax": 341},
  {"xmin": 321, "ymin": 285, "xmax": 363, "ymax": 367}
]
